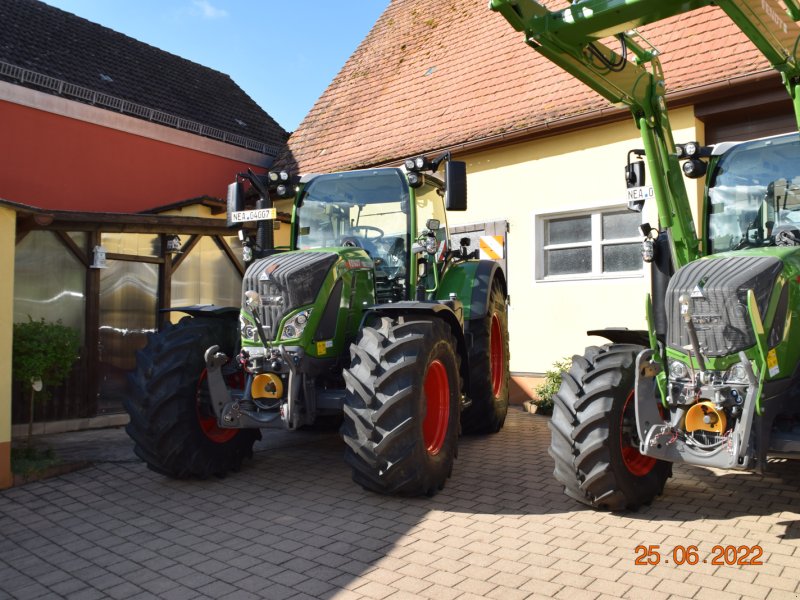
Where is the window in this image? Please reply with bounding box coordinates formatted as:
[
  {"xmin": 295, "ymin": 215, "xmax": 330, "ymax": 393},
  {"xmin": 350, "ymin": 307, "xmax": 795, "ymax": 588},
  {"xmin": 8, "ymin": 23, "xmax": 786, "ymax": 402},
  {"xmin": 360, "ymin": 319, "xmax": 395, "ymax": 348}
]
[{"xmin": 538, "ymin": 208, "xmax": 642, "ymax": 279}]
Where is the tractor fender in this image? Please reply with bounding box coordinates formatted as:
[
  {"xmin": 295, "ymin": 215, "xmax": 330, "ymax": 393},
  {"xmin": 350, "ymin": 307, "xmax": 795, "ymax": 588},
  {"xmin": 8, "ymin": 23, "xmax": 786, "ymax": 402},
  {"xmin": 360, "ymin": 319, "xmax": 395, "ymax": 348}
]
[
  {"xmin": 438, "ymin": 260, "xmax": 507, "ymax": 321},
  {"xmin": 160, "ymin": 305, "xmax": 240, "ymax": 322},
  {"xmin": 362, "ymin": 302, "xmax": 470, "ymax": 399},
  {"xmin": 587, "ymin": 328, "xmax": 650, "ymax": 347}
]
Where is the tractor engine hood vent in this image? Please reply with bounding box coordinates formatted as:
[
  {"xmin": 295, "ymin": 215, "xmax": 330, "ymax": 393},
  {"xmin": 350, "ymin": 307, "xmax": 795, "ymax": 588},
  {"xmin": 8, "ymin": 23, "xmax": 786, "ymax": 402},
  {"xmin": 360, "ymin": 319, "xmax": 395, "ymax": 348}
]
[
  {"xmin": 666, "ymin": 255, "xmax": 782, "ymax": 357},
  {"xmin": 243, "ymin": 252, "xmax": 338, "ymax": 341}
]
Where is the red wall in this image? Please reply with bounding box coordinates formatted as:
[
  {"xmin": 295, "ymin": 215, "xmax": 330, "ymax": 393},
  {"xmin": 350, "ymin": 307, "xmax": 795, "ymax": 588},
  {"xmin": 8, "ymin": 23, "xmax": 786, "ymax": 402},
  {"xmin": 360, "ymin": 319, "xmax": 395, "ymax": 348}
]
[{"xmin": 0, "ymin": 100, "xmax": 265, "ymax": 213}]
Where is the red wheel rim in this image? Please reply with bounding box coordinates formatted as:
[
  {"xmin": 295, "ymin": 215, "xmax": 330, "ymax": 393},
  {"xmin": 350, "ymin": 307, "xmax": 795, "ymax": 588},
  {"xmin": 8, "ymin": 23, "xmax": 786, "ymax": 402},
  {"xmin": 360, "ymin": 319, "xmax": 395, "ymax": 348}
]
[
  {"xmin": 423, "ymin": 359, "xmax": 450, "ymax": 455},
  {"xmin": 197, "ymin": 369, "xmax": 239, "ymax": 443},
  {"xmin": 620, "ymin": 390, "xmax": 656, "ymax": 476},
  {"xmin": 490, "ymin": 313, "xmax": 504, "ymax": 397}
]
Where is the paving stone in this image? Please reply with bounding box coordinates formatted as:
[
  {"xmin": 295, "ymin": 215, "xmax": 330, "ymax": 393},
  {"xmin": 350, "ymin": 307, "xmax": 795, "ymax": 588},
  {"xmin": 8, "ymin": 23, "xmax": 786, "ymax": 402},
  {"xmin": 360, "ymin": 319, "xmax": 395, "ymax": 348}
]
[{"xmin": 0, "ymin": 410, "xmax": 798, "ymax": 600}]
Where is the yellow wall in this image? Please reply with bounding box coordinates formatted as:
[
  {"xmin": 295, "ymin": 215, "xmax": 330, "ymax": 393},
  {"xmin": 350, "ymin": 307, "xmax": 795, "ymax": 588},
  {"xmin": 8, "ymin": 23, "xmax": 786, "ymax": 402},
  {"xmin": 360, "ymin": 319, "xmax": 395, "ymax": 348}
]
[
  {"xmin": 0, "ymin": 206, "xmax": 16, "ymax": 488},
  {"xmin": 449, "ymin": 107, "xmax": 701, "ymax": 373}
]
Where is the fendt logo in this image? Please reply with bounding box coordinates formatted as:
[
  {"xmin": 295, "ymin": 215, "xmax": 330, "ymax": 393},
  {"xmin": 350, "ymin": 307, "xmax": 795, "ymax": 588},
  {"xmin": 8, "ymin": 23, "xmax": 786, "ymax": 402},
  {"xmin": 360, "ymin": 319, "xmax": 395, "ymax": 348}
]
[{"xmin": 762, "ymin": 0, "xmax": 789, "ymax": 34}]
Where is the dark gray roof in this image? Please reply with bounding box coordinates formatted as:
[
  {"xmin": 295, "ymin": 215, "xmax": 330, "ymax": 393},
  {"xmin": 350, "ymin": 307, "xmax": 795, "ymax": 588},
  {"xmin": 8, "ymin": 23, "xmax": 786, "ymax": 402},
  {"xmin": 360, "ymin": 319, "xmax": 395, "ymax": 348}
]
[{"xmin": 0, "ymin": 0, "xmax": 288, "ymax": 155}]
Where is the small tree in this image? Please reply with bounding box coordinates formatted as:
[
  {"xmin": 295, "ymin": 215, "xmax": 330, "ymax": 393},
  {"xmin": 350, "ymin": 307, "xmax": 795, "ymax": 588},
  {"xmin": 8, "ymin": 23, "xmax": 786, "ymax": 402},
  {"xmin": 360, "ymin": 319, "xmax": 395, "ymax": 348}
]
[
  {"xmin": 12, "ymin": 318, "xmax": 80, "ymax": 445},
  {"xmin": 532, "ymin": 357, "xmax": 572, "ymax": 415}
]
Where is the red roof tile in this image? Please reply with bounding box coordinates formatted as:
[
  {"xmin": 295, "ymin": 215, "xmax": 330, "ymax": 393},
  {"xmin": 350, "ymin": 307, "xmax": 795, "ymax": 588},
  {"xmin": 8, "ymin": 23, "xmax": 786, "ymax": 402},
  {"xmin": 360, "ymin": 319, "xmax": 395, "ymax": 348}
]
[{"xmin": 282, "ymin": 0, "xmax": 773, "ymax": 173}]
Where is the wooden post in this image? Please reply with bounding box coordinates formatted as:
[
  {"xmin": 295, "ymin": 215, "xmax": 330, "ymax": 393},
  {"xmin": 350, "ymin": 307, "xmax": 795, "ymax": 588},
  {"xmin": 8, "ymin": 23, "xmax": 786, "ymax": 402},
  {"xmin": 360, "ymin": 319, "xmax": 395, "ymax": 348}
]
[{"xmin": 1, "ymin": 207, "xmax": 17, "ymax": 488}]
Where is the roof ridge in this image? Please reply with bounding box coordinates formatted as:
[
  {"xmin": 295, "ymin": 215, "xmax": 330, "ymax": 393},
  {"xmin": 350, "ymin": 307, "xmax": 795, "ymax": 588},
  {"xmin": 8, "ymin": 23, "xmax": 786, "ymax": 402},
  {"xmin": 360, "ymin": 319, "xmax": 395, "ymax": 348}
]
[
  {"xmin": 2, "ymin": 0, "xmax": 288, "ymax": 151},
  {"xmin": 0, "ymin": 59, "xmax": 282, "ymax": 156}
]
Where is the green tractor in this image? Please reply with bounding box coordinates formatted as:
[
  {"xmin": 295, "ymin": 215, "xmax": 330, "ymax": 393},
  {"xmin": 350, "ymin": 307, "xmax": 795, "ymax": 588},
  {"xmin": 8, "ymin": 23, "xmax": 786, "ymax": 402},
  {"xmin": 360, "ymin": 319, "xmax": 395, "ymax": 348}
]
[
  {"xmin": 493, "ymin": 0, "xmax": 800, "ymax": 509},
  {"xmin": 125, "ymin": 154, "xmax": 509, "ymax": 496}
]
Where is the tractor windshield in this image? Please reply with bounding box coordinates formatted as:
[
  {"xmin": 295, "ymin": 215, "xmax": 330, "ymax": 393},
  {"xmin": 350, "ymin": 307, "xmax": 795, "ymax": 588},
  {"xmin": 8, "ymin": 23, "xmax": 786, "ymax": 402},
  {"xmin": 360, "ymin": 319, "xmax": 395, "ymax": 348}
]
[
  {"xmin": 707, "ymin": 133, "xmax": 800, "ymax": 254},
  {"xmin": 296, "ymin": 169, "xmax": 411, "ymax": 290}
]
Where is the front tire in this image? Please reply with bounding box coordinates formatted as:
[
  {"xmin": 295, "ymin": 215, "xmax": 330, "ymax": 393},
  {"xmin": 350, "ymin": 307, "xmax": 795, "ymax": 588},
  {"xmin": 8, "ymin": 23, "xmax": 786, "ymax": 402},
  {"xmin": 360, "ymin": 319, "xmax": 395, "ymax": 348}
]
[
  {"xmin": 461, "ymin": 282, "xmax": 510, "ymax": 434},
  {"xmin": 342, "ymin": 317, "xmax": 461, "ymax": 496},
  {"xmin": 548, "ymin": 343, "xmax": 671, "ymax": 510},
  {"xmin": 124, "ymin": 316, "xmax": 259, "ymax": 479}
]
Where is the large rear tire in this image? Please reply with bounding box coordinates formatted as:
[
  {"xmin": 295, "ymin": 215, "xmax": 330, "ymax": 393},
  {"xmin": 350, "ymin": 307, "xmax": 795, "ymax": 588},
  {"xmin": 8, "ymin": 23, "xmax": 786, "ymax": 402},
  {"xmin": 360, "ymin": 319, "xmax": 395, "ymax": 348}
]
[
  {"xmin": 124, "ymin": 316, "xmax": 259, "ymax": 478},
  {"xmin": 548, "ymin": 343, "xmax": 671, "ymax": 511},
  {"xmin": 342, "ymin": 317, "xmax": 461, "ymax": 496},
  {"xmin": 461, "ymin": 282, "xmax": 510, "ymax": 434}
]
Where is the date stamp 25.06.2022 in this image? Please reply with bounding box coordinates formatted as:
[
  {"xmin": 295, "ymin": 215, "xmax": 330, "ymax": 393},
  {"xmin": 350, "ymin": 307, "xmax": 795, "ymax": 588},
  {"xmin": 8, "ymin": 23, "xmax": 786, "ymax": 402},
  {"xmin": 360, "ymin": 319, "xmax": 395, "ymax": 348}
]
[{"xmin": 634, "ymin": 544, "xmax": 764, "ymax": 566}]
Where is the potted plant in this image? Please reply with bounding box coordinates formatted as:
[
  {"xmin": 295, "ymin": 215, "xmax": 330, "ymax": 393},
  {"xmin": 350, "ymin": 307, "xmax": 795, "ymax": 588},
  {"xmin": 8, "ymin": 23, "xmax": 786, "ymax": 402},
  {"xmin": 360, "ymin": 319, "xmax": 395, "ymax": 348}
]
[{"xmin": 529, "ymin": 357, "xmax": 572, "ymax": 416}]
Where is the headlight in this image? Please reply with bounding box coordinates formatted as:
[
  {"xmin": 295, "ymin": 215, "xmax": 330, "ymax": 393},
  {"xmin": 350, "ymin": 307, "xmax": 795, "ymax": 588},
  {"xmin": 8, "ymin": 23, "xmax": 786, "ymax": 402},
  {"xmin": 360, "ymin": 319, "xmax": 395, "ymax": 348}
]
[
  {"xmin": 281, "ymin": 309, "xmax": 312, "ymax": 340},
  {"xmin": 240, "ymin": 314, "xmax": 259, "ymax": 343},
  {"xmin": 424, "ymin": 235, "xmax": 438, "ymax": 254},
  {"xmin": 725, "ymin": 362, "xmax": 748, "ymax": 384},
  {"xmin": 668, "ymin": 359, "xmax": 690, "ymax": 380}
]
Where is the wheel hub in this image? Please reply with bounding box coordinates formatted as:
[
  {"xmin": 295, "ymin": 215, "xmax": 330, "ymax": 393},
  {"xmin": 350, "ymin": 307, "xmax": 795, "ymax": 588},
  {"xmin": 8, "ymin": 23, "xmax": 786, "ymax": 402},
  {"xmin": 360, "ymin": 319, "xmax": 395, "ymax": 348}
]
[{"xmin": 423, "ymin": 359, "xmax": 450, "ymax": 455}]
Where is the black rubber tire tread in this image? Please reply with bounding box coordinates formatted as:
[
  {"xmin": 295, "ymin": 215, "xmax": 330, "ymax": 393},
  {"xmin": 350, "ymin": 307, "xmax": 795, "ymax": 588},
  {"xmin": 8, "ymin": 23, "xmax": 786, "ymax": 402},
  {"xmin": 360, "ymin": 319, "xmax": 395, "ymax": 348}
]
[
  {"xmin": 124, "ymin": 316, "xmax": 259, "ymax": 479},
  {"xmin": 548, "ymin": 343, "xmax": 671, "ymax": 511},
  {"xmin": 341, "ymin": 316, "xmax": 461, "ymax": 496},
  {"xmin": 461, "ymin": 282, "xmax": 510, "ymax": 434}
]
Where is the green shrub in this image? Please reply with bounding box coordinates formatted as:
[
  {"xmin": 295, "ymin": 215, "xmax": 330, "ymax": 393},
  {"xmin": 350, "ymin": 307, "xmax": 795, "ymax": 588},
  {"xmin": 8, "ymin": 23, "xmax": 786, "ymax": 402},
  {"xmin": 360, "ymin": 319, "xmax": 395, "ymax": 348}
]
[
  {"xmin": 13, "ymin": 318, "xmax": 80, "ymax": 388},
  {"xmin": 12, "ymin": 318, "xmax": 80, "ymax": 444},
  {"xmin": 533, "ymin": 357, "xmax": 572, "ymax": 415}
]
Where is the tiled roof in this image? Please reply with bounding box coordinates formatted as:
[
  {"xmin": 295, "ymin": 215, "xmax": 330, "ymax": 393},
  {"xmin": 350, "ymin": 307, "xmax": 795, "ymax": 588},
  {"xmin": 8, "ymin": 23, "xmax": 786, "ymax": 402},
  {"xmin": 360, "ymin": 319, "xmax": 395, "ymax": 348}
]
[
  {"xmin": 282, "ymin": 0, "xmax": 774, "ymax": 173},
  {"xmin": 0, "ymin": 0, "xmax": 288, "ymax": 154}
]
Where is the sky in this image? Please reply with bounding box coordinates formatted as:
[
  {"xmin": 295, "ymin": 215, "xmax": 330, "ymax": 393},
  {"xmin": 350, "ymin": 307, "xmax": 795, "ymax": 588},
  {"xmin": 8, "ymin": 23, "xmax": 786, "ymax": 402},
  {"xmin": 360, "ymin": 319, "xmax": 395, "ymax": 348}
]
[{"xmin": 40, "ymin": 0, "xmax": 390, "ymax": 132}]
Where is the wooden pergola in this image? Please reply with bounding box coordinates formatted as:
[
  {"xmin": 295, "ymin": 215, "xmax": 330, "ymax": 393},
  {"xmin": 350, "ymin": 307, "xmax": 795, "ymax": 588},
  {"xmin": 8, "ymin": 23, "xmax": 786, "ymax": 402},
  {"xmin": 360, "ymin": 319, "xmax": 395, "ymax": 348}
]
[{"xmin": 7, "ymin": 197, "xmax": 270, "ymax": 422}]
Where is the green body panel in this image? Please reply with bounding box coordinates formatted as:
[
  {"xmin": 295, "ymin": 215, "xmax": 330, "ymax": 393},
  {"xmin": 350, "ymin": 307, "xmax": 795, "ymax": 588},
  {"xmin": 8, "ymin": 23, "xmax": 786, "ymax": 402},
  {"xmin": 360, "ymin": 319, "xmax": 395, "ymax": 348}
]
[
  {"xmin": 240, "ymin": 246, "xmax": 376, "ymax": 359},
  {"xmin": 436, "ymin": 260, "xmax": 482, "ymax": 321}
]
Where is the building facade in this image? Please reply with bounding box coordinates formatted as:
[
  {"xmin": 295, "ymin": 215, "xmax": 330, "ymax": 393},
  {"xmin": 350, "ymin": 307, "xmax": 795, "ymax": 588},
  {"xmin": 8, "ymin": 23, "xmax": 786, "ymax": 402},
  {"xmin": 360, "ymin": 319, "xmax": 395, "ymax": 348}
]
[
  {"xmin": 280, "ymin": 0, "xmax": 797, "ymax": 399},
  {"xmin": 0, "ymin": 0, "xmax": 288, "ymax": 488}
]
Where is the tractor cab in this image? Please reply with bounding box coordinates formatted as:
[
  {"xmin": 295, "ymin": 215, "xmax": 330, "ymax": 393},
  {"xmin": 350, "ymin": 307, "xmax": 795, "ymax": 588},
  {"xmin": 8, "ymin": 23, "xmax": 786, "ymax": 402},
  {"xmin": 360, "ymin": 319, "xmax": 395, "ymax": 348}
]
[{"xmin": 288, "ymin": 156, "xmax": 466, "ymax": 303}]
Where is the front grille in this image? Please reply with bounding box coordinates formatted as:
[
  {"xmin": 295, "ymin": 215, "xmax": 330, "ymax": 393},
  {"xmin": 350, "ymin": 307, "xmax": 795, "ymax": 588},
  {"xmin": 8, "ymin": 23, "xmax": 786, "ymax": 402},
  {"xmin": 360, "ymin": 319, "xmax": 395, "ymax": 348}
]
[
  {"xmin": 666, "ymin": 256, "xmax": 783, "ymax": 357},
  {"xmin": 242, "ymin": 252, "xmax": 338, "ymax": 340}
]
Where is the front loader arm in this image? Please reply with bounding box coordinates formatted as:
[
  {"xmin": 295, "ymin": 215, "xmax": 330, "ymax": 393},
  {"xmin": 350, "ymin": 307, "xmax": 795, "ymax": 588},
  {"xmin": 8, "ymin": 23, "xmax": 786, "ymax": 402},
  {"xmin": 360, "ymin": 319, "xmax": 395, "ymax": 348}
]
[{"xmin": 491, "ymin": 0, "xmax": 800, "ymax": 269}]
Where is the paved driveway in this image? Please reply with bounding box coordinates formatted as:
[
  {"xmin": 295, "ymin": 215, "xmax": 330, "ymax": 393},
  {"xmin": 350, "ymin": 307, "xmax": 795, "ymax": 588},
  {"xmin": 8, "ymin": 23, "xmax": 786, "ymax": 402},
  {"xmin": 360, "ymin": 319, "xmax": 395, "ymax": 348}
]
[{"xmin": 1, "ymin": 408, "xmax": 799, "ymax": 600}]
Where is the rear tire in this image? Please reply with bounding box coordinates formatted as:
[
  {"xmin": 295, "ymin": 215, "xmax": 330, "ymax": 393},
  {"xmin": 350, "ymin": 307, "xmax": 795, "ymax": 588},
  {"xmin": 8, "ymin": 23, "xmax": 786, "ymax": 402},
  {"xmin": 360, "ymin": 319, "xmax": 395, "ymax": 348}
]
[
  {"xmin": 124, "ymin": 316, "xmax": 259, "ymax": 478},
  {"xmin": 548, "ymin": 343, "xmax": 671, "ymax": 511},
  {"xmin": 461, "ymin": 282, "xmax": 510, "ymax": 434},
  {"xmin": 342, "ymin": 316, "xmax": 461, "ymax": 496}
]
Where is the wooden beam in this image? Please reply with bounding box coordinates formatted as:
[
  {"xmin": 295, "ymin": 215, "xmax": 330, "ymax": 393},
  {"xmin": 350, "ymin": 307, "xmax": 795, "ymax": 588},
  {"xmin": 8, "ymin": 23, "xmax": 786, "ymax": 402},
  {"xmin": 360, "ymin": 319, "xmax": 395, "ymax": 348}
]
[
  {"xmin": 214, "ymin": 235, "xmax": 245, "ymax": 277},
  {"xmin": 85, "ymin": 231, "xmax": 101, "ymax": 417},
  {"xmin": 105, "ymin": 252, "xmax": 163, "ymax": 265},
  {"xmin": 158, "ymin": 234, "xmax": 173, "ymax": 329},
  {"xmin": 171, "ymin": 235, "xmax": 201, "ymax": 271},
  {"xmin": 55, "ymin": 231, "xmax": 89, "ymax": 267}
]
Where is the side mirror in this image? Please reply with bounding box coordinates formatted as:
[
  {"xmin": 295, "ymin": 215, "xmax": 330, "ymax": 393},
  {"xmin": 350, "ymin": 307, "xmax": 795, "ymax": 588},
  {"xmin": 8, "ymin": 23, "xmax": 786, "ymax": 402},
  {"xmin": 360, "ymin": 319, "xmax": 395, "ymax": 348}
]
[
  {"xmin": 226, "ymin": 180, "xmax": 244, "ymax": 228},
  {"xmin": 445, "ymin": 160, "xmax": 467, "ymax": 211},
  {"xmin": 625, "ymin": 160, "xmax": 645, "ymax": 189}
]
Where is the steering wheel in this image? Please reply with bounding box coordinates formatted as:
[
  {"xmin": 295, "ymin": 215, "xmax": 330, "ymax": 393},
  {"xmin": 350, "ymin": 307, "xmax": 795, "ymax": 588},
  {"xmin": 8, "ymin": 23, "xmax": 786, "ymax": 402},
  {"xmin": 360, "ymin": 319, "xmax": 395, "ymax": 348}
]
[{"xmin": 350, "ymin": 225, "xmax": 384, "ymax": 240}]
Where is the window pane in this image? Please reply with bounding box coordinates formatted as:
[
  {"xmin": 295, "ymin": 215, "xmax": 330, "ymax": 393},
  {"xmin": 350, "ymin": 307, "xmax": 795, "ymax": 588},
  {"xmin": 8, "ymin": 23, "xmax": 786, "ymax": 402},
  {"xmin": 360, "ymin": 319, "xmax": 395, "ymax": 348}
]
[
  {"xmin": 14, "ymin": 231, "xmax": 86, "ymax": 339},
  {"xmin": 602, "ymin": 211, "xmax": 640, "ymax": 240},
  {"xmin": 171, "ymin": 235, "xmax": 242, "ymax": 309},
  {"xmin": 98, "ymin": 260, "xmax": 158, "ymax": 413},
  {"xmin": 546, "ymin": 215, "xmax": 591, "ymax": 245},
  {"xmin": 546, "ymin": 247, "xmax": 591, "ymax": 276},
  {"xmin": 101, "ymin": 232, "xmax": 161, "ymax": 257},
  {"xmin": 603, "ymin": 243, "xmax": 641, "ymax": 272}
]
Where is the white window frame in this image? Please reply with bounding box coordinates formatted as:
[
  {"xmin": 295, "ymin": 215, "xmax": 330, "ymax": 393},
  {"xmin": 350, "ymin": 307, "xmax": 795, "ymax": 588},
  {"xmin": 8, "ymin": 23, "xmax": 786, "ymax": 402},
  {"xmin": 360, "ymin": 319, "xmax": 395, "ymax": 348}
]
[{"xmin": 534, "ymin": 204, "xmax": 644, "ymax": 282}]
